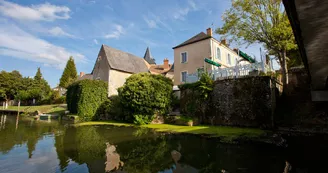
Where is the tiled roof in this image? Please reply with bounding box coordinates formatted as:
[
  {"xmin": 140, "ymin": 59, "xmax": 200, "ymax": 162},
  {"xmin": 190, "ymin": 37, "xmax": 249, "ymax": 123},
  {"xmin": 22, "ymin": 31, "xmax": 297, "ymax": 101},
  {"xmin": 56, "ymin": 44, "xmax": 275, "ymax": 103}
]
[
  {"xmin": 77, "ymin": 74, "xmax": 93, "ymax": 81},
  {"xmin": 172, "ymin": 32, "xmax": 211, "ymax": 49},
  {"xmin": 149, "ymin": 64, "xmax": 173, "ymax": 74},
  {"xmin": 143, "ymin": 47, "xmax": 156, "ymax": 64},
  {"xmin": 102, "ymin": 45, "xmax": 149, "ymax": 74}
]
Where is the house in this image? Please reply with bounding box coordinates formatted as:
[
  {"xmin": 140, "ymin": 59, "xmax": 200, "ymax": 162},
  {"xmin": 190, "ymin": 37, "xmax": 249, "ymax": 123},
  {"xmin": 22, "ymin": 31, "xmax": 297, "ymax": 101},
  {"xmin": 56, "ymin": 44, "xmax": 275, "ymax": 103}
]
[
  {"xmin": 77, "ymin": 72, "xmax": 93, "ymax": 81},
  {"xmin": 52, "ymin": 86, "xmax": 66, "ymax": 97},
  {"xmin": 144, "ymin": 47, "xmax": 174, "ymax": 81},
  {"xmin": 172, "ymin": 28, "xmax": 253, "ymax": 85},
  {"xmin": 91, "ymin": 44, "xmax": 149, "ymax": 96}
]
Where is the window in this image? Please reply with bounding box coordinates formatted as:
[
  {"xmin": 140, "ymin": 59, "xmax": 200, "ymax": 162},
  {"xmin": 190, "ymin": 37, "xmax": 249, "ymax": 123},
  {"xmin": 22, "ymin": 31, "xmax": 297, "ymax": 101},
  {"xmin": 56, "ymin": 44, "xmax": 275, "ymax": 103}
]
[
  {"xmin": 216, "ymin": 47, "xmax": 221, "ymax": 60},
  {"xmin": 227, "ymin": 54, "xmax": 231, "ymax": 65},
  {"xmin": 181, "ymin": 71, "xmax": 187, "ymax": 82},
  {"xmin": 181, "ymin": 52, "xmax": 187, "ymax": 63}
]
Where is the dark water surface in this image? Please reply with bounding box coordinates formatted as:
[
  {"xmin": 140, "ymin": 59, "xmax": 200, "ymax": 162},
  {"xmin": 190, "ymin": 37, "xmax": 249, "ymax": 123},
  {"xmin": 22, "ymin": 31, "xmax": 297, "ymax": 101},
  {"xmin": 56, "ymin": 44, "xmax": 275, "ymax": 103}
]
[{"xmin": 0, "ymin": 115, "xmax": 327, "ymax": 173}]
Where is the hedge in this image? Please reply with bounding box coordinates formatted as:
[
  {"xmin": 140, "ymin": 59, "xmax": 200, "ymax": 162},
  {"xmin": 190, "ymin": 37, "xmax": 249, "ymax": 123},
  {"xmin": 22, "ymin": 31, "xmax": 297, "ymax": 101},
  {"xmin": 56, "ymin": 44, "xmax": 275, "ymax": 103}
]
[{"xmin": 66, "ymin": 79, "xmax": 108, "ymax": 121}]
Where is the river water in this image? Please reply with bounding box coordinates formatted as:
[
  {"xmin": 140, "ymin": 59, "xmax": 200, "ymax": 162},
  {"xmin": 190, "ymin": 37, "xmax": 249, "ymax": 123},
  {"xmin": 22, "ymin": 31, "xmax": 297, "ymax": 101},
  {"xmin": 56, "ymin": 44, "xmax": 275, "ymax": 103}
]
[{"xmin": 0, "ymin": 115, "xmax": 327, "ymax": 173}]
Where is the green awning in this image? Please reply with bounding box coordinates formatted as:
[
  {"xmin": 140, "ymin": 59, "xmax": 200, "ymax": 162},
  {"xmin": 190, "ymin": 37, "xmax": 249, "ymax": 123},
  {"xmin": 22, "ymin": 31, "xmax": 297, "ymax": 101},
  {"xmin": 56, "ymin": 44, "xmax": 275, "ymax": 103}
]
[
  {"xmin": 238, "ymin": 50, "xmax": 256, "ymax": 63},
  {"xmin": 204, "ymin": 58, "xmax": 221, "ymax": 67}
]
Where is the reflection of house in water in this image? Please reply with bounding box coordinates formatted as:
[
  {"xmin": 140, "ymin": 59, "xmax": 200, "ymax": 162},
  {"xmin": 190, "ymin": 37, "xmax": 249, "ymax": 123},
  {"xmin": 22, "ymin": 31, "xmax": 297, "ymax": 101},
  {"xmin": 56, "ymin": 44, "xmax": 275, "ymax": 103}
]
[{"xmin": 105, "ymin": 143, "xmax": 124, "ymax": 172}]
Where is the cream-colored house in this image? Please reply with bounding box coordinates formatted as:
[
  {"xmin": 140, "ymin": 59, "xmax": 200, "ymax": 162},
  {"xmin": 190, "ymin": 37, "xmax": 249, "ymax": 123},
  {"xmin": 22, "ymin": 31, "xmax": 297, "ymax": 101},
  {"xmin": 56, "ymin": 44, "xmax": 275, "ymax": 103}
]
[
  {"xmin": 91, "ymin": 45, "xmax": 149, "ymax": 96},
  {"xmin": 172, "ymin": 28, "xmax": 253, "ymax": 85}
]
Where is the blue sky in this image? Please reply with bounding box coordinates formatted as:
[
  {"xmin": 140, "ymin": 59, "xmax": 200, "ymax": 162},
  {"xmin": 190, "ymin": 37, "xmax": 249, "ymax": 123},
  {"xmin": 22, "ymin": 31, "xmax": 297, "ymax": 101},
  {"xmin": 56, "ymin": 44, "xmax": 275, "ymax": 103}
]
[{"xmin": 0, "ymin": 0, "xmax": 267, "ymax": 87}]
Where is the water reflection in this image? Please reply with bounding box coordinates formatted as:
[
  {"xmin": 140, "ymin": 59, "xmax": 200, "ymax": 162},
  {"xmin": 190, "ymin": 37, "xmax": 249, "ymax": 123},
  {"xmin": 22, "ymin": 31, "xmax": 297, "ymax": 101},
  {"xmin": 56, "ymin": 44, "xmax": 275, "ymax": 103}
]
[{"xmin": 0, "ymin": 115, "xmax": 327, "ymax": 173}]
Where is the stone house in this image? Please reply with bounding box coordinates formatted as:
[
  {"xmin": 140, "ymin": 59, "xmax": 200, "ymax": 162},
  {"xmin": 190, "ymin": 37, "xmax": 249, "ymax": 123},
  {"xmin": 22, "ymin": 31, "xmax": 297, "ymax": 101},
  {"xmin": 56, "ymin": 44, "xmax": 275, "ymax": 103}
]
[
  {"xmin": 91, "ymin": 44, "xmax": 150, "ymax": 96},
  {"xmin": 172, "ymin": 28, "xmax": 253, "ymax": 85}
]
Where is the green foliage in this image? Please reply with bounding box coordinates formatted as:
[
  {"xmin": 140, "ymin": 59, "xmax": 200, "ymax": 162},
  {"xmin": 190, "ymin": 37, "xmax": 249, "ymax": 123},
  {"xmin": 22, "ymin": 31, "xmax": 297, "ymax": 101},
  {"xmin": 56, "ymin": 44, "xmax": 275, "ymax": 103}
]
[
  {"xmin": 0, "ymin": 69, "xmax": 51, "ymax": 104},
  {"xmin": 133, "ymin": 114, "xmax": 155, "ymax": 125},
  {"xmin": 179, "ymin": 73, "xmax": 214, "ymax": 119},
  {"xmin": 216, "ymin": 0, "xmax": 297, "ymax": 88},
  {"xmin": 59, "ymin": 56, "xmax": 78, "ymax": 88},
  {"xmin": 118, "ymin": 73, "xmax": 173, "ymax": 124},
  {"xmin": 66, "ymin": 79, "xmax": 108, "ymax": 121},
  {"xmin": 34, "ymin": 67, "xmax": 42, "ymax": 82},
  {"xmin": 95, "ymin": 95, "xmax": 124, "ymax": 121}
]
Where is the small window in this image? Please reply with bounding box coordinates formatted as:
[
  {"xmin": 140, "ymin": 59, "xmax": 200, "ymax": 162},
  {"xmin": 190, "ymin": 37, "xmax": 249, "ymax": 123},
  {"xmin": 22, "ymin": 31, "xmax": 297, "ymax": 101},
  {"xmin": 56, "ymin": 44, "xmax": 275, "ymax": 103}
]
[
  {"xmin": 181, "ymin": 52, "xmax": 187, "ymax": 63},
  {"xmin": 227, "ymin": 54, "xmax": 231, "ymax": 65},
  {"xmin": 216, "ymin": 47, "xmax": 221, "ymax": 60},
  {"xmin": 181, "ymin": 71, "xmax": 187, "ymax": 82}
]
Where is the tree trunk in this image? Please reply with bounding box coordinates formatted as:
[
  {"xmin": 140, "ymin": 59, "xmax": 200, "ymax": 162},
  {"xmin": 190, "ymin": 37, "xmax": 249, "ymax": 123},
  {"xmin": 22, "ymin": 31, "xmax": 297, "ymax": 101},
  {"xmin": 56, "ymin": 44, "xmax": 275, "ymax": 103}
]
[{"xmin": 279, "ymin": 50, "xmax": 288, "ymax": 93}]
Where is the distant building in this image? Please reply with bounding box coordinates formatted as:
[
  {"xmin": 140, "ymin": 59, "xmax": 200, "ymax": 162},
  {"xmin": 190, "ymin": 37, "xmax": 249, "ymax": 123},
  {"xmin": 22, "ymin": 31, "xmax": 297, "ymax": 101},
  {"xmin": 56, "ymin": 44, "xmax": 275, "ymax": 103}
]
[
  {"xmin": 144, "ymin": 47, "xmax": 174, "ymax": 81},
  {"xmin": 52, "ymin": 86, "xmax": 66, "ymax": 96},
  {"xmin": 172, "ymin": 28, "xmax": 253, "ymax": 85}
]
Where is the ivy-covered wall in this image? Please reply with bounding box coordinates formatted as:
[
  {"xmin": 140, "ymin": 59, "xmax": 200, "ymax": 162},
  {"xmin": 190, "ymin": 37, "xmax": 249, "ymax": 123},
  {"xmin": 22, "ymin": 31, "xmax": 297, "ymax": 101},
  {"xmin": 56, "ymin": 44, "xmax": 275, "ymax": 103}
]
[{"xmin": 180, "ymin": 76, "xmax": 276, "ymax": 128}]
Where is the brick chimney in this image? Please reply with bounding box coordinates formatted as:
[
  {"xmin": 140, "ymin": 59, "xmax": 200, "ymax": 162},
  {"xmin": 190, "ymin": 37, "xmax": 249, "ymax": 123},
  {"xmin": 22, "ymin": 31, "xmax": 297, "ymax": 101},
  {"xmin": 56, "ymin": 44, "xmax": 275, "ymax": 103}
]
[
  {"xmin": 206, "ymin": 28, "xmax": 212, "ymax": 37},
  {"xmin": 163, "ymin": 58, "xmax": 169, "ymax": 69},
  {"xmin": 221, "ymin": 39, "xmax": 227, "ymax": 46},
  {"xmin": 80, "ymin": 72, "xmax": 85, "ymax": 77}
]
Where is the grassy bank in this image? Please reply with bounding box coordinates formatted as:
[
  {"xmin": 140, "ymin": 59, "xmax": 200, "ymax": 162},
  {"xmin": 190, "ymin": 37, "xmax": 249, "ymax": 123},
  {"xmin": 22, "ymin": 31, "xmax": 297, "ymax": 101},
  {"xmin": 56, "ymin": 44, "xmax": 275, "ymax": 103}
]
[
  {"xmin": 75, "ymin": 121, "xmax": 266, "ymax": 140},
  {"xmin": 6, "ymin": 104, "xmax": 66, "ymax": 115}
]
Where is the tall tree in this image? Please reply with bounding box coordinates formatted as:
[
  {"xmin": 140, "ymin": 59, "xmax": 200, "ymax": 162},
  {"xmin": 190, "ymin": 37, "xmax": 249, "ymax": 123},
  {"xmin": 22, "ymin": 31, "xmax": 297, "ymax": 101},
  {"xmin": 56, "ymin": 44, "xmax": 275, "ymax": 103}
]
[
  {"xmin": 216, "ymin": 0, "xmax": 297, "ymax": 91},
  {"xmin": 59, "ymin": 56, "xmax": 78, "ymax": 88},
  {"xmin": 34, "ymin": 67, "xmax": 42, "ymax": 82}
]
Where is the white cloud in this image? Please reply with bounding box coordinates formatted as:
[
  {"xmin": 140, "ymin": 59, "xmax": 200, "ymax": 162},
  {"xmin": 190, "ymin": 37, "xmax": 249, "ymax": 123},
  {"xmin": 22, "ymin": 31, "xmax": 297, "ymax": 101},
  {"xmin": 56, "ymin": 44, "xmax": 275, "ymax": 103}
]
[
  {"xmin": 0, "ymin": 24, "xmax": 86, "ymax": 69},
  {"xmin": 0, "ymin": 0, "xmax": 70, "ymax": 21},
  {"xmin": 104, "ymin": 24, "xmax": 124, "ymax": 39},
  {"xmin": 143, "ymin": 16, "xmax": 157, "ymax": 28},
  {"xmin": 49, "ymin": 26, "xmax": 75, "ymax": 38},
  {"xmin": 172, "ymin": 0, "xmax": 198, "ymax": 20},
  {"xmin": 93, "ymin": 39, "xmax": 98, "ymax": 45}
]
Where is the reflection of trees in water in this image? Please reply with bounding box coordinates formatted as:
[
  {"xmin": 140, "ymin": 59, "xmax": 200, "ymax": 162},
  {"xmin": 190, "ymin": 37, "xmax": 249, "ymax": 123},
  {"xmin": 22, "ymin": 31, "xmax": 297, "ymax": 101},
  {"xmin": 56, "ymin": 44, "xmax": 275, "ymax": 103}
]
[{"xmin": 0, "ymin": 116, "xmax": 60, "ymax": 156}]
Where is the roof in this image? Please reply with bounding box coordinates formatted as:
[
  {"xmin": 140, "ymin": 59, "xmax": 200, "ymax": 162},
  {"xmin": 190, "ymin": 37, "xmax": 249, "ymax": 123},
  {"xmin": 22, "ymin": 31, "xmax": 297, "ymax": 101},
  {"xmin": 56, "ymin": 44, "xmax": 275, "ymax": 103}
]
[
  {"xmin": 143, "ymin": 47, "xmax": 156, "ymax": 64},
  {"xmin": 102, "ymin": 45, "xmax": 149, "ymax": 74},
  {"xmin": 77, "ymin": 74, "xmax": 93, "ymax": 81},
  {"xmin": 172, "ymin": 32, "xmax": 211, "ymax": 49},
  {"xmin": 149, "ymin": 64, "xmax": 173, "ymax": 74}
]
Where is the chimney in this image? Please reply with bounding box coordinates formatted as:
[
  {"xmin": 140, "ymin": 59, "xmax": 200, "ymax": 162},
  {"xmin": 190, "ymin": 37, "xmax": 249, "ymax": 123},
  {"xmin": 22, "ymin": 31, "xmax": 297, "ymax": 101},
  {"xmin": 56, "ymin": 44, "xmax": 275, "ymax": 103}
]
[
  {"xmin": 80, "ymin": 72, "xmax": 85, "ymax": 77},
  {"xmin": 206, "ymin": 28, "xmax": 212, "ymax": 37},
  {"xmin": 221, "ymin": 39, "xmax": 227, "ymax": 46},
  {"xmin": 163, "ymin": 58, "xmax": 169, "ymax": 69}
]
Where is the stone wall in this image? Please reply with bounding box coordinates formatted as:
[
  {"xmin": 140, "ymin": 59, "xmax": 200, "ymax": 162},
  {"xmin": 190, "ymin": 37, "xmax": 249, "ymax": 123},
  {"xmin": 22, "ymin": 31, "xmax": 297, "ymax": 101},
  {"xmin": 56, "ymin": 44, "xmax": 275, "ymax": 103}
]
[{"xmin": 180, "ymin": 76, "xmax": 276, "ymax": 128}]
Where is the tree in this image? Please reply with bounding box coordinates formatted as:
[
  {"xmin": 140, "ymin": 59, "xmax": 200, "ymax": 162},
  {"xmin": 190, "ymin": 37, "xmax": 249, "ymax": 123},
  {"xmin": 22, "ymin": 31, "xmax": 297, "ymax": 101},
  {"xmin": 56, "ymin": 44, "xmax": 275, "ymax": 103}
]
[
  {"xmin": 34, "ymin": 67, "xmax": 42, "ymax": 82},
  {"xmin": 0, "ymin": 70, "xmax": 24, "ymax": 100},
  {"xmin": 216, "ymin": 0, "xmax": 297, "ymax": 91},
  {"xmin": 59, "ymin": 56, "xmax": 78, "ymax": 88}
]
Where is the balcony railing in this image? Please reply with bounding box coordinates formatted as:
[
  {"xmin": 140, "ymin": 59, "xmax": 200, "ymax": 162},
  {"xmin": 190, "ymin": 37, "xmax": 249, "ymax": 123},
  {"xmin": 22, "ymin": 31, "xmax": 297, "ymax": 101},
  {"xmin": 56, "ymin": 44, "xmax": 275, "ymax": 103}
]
[{"xmin": 185, "ymin": 62, "xmax": 272, "ymax": 83}]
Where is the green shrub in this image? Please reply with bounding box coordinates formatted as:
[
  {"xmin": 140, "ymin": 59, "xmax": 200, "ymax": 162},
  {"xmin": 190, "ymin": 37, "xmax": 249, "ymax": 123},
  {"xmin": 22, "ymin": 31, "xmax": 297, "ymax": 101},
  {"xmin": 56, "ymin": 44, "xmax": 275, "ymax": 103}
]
[
  {"xmin": 66, "ymin": 79, "xmax": 108, "ymax": 121},
  {"xmin": 118, "ymin": 73, "xmax": 173, "ymax": 124},
  {"xmin": 133, "ymin": 114, "xmax": 155, "ymax": 125},
  {"xmin": 95, "ymin": 95, "xmax": 124, "ymax": 121},
  {"xmin": 178, "ymin": 72, "xmax": 214, "ymax": 120}
]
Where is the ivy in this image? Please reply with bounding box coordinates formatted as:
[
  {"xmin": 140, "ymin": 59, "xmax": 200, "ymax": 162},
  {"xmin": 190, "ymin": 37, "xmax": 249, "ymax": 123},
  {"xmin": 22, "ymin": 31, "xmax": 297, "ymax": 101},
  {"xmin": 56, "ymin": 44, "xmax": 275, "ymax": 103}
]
[{"xmin": 66, "ymin": 79, "xmax": 108, "ymax": 121}]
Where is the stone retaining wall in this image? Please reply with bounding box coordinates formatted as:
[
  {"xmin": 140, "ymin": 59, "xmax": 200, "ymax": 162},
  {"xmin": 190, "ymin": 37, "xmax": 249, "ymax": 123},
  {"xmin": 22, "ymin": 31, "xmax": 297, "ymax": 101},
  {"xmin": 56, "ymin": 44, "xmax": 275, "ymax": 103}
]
[{"xmin": 180, "ymin": 76, "xmax": 277, "ymax": 128}]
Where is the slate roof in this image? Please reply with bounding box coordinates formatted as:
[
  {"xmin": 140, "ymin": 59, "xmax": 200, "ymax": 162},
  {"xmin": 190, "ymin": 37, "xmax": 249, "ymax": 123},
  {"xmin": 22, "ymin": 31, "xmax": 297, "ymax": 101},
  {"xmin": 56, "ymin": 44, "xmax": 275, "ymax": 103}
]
[
  {"xmin": 143, "ymin": 47, "xmax": 156, "ymax": 64},
  {"xmin": 102, "ymin": 45, "xmax": 149, "ymax": 74},
  {"xmin": 172, "ymin": 32, "xmax": 211, "ymax": 49}
]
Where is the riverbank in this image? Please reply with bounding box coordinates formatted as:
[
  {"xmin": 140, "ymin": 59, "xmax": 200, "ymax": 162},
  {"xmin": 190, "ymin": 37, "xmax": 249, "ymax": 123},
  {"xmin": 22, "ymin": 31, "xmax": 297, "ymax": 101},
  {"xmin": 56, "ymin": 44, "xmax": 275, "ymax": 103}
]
[
  {"xmin": 75, "ymin": 121, "xmax": 266, "ymax": 141},
  {"xmin": 4, "ymin": 104, "xmax": 66, "ymax": 115}
]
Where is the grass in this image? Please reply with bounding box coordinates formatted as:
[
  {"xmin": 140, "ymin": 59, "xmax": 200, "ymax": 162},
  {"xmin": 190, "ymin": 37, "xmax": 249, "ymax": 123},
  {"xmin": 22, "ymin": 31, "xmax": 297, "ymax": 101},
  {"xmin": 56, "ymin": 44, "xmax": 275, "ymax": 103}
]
[
  {"xmin": 6, "ymin": 104, "xmax": 67, "ymax": 115},
  {"xmin": 75, "ymin": 120, "xmax": 266, "ymax": 140}
]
